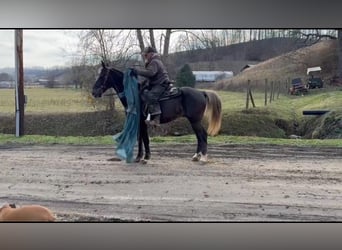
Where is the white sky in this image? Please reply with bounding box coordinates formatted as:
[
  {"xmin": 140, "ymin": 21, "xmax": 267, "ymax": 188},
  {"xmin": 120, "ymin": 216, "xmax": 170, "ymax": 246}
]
[
  {"xmin": 0, "ymin": 29, "xmax": 180, "ymax": 69},
  {"xmin": 0, "ymin": 29, "xmax": 80, "ymax": 68}
]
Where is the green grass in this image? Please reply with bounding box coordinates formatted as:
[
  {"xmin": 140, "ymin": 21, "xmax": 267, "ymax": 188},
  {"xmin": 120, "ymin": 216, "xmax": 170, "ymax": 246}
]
[
  {"xmin": 0, "ymin": 88, "xmax": 99, "ymax": 114},
  {"xmin": 0, "ymin": 133, "xmax": 341, "ymax": 147},
  {"xmin": 1, "ymin": 87, "xmax": 341, "ymax": 116},
  {"xmin": 0, "ymin": 134, "xmax": 114, "ymax": 145},
  {"xmin": 217, "ymin": 89, "xmax": 342, "ymax": 117},
  {"xmin": 1, "ymin": 87, "xmax": 342, "ymax": 139}
]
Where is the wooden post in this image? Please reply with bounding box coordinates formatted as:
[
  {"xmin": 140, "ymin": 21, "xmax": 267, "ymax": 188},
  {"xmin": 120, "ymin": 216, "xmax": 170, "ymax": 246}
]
[
  {"xmin": 269, "ymin": 81, "xmax": 273, "ymax": 103},
  {"xmin": 249, "ymin": 88, "xmax": 255, "ymax": 108},
  {"xmin": 15, "ymin": 29, "xmax": 24, "ymax": 137},
  {"xmin": 246, "ymin": 80, "xmax": 250, "ymax": 109},
  {"xmin": 272, "ymin": 81, "xmax": 275, "ymax": 101},
  {"xmin": 264, "ymin": 79, "xmax": 268, "ymax": 106},
  {"xmin": 277, "ymin": 80, "xmax": 281, "ymax": 99}
]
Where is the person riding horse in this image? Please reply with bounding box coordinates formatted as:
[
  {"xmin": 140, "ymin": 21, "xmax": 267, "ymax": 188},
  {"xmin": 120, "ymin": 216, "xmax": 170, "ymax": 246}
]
[{"xmin": 131, "ymin": 46, "xmax": 170, "ymax": 126}]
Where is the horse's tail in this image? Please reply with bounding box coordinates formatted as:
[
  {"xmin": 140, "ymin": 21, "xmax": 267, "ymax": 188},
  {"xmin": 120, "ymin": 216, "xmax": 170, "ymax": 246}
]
[{"xmin": 203, "ymin": 90, "xmax": 222, "ymax": 136}]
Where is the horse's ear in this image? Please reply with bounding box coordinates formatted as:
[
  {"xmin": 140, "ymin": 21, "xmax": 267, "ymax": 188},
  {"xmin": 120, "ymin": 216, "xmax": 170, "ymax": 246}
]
[{"xmin": 101, "ymin": 61, "xmax": 106, "ymax": 68}]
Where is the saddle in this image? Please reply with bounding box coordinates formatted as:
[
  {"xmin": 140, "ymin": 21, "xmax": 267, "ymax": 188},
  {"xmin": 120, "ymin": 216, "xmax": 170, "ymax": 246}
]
[
  {"xmin": 139, "ymin": 81, "xmax": 181, "ymax": 117},
  {"xmin": 158, "ymin": 83, "xmax": 182, "ymax": 101}
]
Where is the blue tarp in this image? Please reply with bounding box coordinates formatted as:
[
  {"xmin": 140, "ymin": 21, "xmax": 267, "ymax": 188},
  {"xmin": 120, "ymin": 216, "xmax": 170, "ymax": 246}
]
[{"xmin": 113, "ymin": 69, "xmax": 140, "ymax": 163}]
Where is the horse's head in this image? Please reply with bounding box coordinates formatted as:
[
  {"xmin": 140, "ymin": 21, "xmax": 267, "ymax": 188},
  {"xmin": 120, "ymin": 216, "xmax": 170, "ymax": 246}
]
[{"xmin": 92, "ymin": 61, "xmax": 124, "ymax": 98}]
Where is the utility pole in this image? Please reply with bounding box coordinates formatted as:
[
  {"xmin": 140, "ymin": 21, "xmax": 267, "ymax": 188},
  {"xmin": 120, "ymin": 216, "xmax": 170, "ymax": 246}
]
[{"xmin": 15, "ymin": 29, "xmax": 24, "ymax": 137}]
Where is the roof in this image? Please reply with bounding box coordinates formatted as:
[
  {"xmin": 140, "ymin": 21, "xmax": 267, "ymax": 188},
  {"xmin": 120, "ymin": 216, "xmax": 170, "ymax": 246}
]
[
  {"xmin": 240, "ymin": 64, "xmax": 256, "ymax": 72},
  {"xmin": 307, "ymin": 66, "xmax": 321, "ymax": 75},
  {"xmin": 192, "ymin": 71, "xmax": 233, "ymax": 75}
]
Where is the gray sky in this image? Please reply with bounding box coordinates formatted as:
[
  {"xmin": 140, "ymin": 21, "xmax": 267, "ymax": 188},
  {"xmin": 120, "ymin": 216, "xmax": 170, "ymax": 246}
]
[{"xmin": 0, "ymin": 29, "xmax": 79, "ymax": 68}]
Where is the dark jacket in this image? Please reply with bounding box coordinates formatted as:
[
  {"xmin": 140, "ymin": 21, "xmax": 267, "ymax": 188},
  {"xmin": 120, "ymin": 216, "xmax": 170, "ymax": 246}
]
[{"xmin": 136, "ymin": 54, "xmax": 169, "ymax": 86}]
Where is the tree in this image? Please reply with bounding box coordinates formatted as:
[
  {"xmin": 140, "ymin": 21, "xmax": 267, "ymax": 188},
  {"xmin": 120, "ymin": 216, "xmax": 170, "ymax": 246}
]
[
  {"xmin": 0, "ymin": 73, "xmax": 13, "ymax": 81},
  {"xmin": 338, "ymin": 29, "xmax": 342, "ymax": 80},
  {"xmin": 175, "ymin": 64, "xmax": 196, "ymax": 88},
  {"xmin": 136, "ymin": 29, "xmax": 172, "ymax": 60}
]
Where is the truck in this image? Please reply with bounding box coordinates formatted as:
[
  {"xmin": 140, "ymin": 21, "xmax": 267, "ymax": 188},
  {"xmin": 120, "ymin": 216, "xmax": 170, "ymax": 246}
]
[{"xmin": 307, "ymin": 66, "xmax": 324, "ymax": 89}]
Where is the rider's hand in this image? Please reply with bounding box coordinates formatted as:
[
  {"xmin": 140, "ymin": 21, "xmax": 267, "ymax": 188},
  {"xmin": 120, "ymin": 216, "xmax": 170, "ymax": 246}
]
[{"xmin": 129, "ymin": 68, "xmax": 138, "ymax": 78}]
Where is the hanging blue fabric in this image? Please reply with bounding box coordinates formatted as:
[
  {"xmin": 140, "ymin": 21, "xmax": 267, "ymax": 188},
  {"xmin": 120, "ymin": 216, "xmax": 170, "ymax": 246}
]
[{"xmin": 113, "ymin": 69, "xmax": 140, "ymax": 163}]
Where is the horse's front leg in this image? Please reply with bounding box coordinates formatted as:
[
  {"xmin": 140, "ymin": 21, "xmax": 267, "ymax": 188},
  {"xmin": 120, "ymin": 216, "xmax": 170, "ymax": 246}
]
[
  {"xmin": 135, "ymin": 123, "xmax": 144, "ymax": 162},
  {"xmin": 141, "ymin": 121, "xmax": 151, "ymax": 160}
]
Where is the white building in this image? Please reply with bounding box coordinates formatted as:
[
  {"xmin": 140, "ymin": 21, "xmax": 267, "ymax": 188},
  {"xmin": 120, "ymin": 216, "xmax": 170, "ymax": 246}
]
[
  {"xmin": 0, "ymin": 81, "xmax": 15, "ymax": 88},
  {"xmin": 192, "ymin": 71, "xmax": 233, "ymax": 82}
]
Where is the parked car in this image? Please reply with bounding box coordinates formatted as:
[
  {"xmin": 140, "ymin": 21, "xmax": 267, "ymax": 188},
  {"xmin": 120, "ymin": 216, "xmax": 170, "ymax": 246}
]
[{"xmin": 289, "ymin": 78, "xmax": 308, "ymax": 95}]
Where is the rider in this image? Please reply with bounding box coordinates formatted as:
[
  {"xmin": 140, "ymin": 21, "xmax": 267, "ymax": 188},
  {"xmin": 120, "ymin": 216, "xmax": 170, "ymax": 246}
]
[{"xmin": 131, "ymin": 46, "xmax": 170, "ymax": 126}]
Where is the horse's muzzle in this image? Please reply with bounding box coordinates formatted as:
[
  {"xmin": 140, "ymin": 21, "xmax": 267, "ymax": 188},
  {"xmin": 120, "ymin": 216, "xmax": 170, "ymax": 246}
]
[{"xmin": 92, "ymin": 88, "xmax": 103, "ymax": 98}]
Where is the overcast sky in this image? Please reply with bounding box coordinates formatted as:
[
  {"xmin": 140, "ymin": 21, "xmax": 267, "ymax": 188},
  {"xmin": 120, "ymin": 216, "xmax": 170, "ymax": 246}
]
[{"xmin": 0, "ymin": 29, "xmax": 80, "ymax": 68}]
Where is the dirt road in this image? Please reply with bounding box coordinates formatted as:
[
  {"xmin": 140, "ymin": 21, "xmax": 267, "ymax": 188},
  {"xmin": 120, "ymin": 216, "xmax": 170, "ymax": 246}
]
[{"xmin": 0, "ymin": 143, "xmax": 341, "ymax": 221}]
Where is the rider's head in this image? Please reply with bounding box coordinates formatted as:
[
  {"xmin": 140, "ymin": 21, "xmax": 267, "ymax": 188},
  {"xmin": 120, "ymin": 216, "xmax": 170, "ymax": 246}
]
[{"xmin": 142, "ymin": 46, "xmax": 157, "ymax": 62}]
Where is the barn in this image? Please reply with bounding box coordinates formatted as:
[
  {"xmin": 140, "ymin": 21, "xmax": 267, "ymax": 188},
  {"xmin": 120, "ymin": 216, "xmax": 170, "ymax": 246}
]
[{"xmin": 192, "ymin": 71, "xmax": 233, "ymax": 82}]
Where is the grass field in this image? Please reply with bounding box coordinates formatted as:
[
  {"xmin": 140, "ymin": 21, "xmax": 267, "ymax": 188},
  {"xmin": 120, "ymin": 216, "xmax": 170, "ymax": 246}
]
[
  {"xmin": 2, "ymin": 87, "xmax": 341, "ymax": 115},
  {"xmin": 1, "ymin": 87, "xmax": 342, "ymax": 139},
  {"xmin": 0, "ymin": 88, "xmax": 97, "ymax": 114}
]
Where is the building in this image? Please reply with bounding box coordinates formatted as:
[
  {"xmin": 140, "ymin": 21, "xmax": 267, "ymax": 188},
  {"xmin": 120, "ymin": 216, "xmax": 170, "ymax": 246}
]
[
  {"xmin": 192, "ymin": 71, "xmax": 233, "ymax": 82},
  {"xmin": 0, "ymin": 81, "xmax": 15, "ymax": 88}
]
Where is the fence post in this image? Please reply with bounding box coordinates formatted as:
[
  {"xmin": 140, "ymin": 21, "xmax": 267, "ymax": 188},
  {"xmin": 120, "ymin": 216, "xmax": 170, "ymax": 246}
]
[
  {"xmin": 249, "ymin": 87, "xmax": 255, "ymax": 108},
  {"xmin": 246, "ymin": 80, "xmax": 250, "ymax": 109},
  {"xmin": 277, "ymin": 80, "xmax": 281, "ymax": 99},
  {"xmin": 264, "ymin": 78, "xmax": 268, "ymax": 106},
  {"xmin": 273, "ymin": 81, "xmax": 276, "ymax": 101},
  {"xmin": 269, "ymin": 81, "xmax": 273, "ymax": 103}
]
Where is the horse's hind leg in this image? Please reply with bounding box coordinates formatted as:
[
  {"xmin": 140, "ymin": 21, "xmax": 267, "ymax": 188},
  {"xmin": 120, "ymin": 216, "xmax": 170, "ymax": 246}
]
[
  {"xmin": 135, "ymin": 134, "xmax": 144, "ymax": 162},
  {"xmin": 135, "ymin": 119, "xmax": 145, "ymax": 162},
  {"xmin": 190, "ymin": 121, "xmax": 208, "ymax": 162},
  {"xmin": 142, "ymin": 123, "xmax": 150, "ymax": 160},
  {"xmin": 135, "ymin": 116, "xmax": 150, "ymax": 163}
]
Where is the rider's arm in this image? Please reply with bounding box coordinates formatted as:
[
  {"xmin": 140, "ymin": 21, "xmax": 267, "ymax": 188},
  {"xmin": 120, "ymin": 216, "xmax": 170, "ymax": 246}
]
[{"xmin": 136, "ymin": 61, "xmax": 158, "ymax": 78}]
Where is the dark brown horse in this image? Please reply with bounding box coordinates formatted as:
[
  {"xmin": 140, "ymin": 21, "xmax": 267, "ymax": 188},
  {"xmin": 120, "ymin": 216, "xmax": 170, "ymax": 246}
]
[{"xmin": 92, "ymin": 62, "xmax": 222, "ymax": 163}]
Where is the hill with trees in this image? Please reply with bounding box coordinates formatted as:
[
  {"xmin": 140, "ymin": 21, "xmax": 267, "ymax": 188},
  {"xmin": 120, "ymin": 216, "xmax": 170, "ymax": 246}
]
[{"xmin": 218, "ymin": 39, "xmax": 339, "ymax": 91}]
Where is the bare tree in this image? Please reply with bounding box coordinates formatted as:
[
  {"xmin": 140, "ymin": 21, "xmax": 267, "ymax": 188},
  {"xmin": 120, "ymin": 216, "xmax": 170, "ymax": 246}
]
[
  {"xmin": 338, "ymin": 29, "xmax": 342, "ymax": 80},
  {"xmin": 149, "ymin": 29, "xmax": 156, "ymax": 49},
  {"xmin": 162, "ymin": 29, "xmax": 172, "ymax": 57},
  {"xmin": 76, "ymin": 30, "xmax": 140, "ymax": 110},
  {"xmin": 136, "ymin": 29, "xmax": 173, "ymax": 56}
]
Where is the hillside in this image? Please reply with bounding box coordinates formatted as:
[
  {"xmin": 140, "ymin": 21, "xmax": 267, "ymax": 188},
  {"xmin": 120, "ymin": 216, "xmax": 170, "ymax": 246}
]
[
  {"xmin": 168, "ymin": 38, "xmax": 308, "ymax": 77},
  {"xmin": 218, "ymin": 40, "xmax": 338, "ymax": 91}
]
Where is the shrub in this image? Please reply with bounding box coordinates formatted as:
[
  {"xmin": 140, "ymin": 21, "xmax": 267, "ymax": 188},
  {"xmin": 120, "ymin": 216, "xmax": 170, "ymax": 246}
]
[{"xmin": 175, "ymin": 64, "xmax": 196, "ymax": 88}]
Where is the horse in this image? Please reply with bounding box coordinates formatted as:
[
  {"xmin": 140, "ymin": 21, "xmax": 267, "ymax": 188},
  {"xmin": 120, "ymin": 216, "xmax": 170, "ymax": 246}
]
[{"xmin": 92, "ymin": 61, "xmax": 222, "ymax": 163}]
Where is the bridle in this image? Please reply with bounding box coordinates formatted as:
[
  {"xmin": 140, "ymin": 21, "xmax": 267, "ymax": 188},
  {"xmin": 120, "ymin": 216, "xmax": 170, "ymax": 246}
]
[
  {"xmin": 99, "ymin": 66, "xmax": 125, "ymax": 99},
  {"xmin": 99, "ymin": 66, "xmax": 111, "ymax": 93}
]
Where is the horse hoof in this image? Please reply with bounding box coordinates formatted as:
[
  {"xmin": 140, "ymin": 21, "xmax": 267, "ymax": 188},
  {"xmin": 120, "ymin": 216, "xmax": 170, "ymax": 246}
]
[
  {"xmin": 192, "ymin": 153, "xmax": 201, "ymax": 161},
  {"xmin": 140, "ymin": 159, "xmax": 148, "ymax": 164},
  {"xmin": 200, "ymin": 154, "xmax": 208, "ymax": 164},
  {"xmin": 144, "ymin": 154, "xmax": 151, "ymax": 160},
  {"xmin": 134, "ymin": 157, "xmax": 142, "ymax": 163}
]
